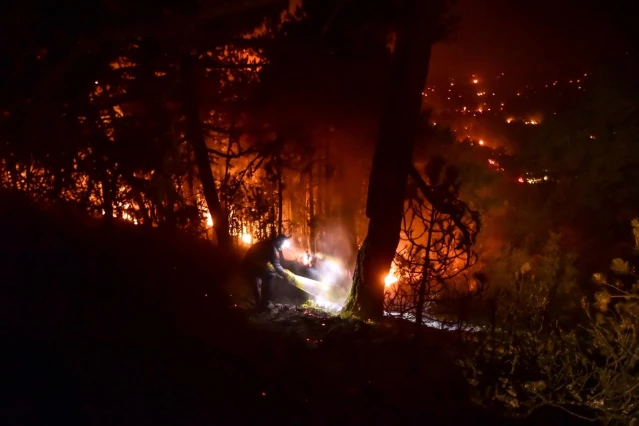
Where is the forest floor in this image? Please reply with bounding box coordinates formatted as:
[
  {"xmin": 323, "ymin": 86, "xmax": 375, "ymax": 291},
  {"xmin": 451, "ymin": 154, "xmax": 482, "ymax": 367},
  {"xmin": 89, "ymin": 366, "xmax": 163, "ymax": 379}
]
[{"xmin": 0, "ymin": 191, "xmax": 590, "ymax": 426}]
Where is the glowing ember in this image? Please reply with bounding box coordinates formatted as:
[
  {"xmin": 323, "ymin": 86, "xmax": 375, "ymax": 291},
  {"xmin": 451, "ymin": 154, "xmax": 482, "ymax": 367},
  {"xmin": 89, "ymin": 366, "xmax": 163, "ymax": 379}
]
[
  {"xmin": 479, "ymin": 139, "xmax": 484, "ymax": 145},
  {"xmin": 241, "ymin": 233, "xmax": 252, "ymax": 245}
]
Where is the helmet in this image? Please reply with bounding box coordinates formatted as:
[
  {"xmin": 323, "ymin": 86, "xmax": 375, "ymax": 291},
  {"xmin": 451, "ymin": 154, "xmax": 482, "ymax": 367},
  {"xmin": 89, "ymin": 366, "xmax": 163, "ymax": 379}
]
[{"xmin": 274, "ymin": 234, "xmax": 290, "ymax": 249}]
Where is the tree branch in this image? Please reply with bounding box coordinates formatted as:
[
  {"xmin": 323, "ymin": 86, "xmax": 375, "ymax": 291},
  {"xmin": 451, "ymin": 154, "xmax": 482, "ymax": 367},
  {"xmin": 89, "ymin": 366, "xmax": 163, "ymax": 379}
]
[
  {"xmin": 207, "ymin": 146, "xmax": 259, "ymax": 159},
  {"xmin": 408, "ymin": 164, "xmax": 479, "ymax": 247}
]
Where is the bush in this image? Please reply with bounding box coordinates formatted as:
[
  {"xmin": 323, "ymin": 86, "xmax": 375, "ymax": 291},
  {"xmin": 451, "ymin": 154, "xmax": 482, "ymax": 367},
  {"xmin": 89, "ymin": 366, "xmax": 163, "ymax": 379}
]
[{"xmin": 459, "ymin": 225, "xmax": 639, "ymax": 424}]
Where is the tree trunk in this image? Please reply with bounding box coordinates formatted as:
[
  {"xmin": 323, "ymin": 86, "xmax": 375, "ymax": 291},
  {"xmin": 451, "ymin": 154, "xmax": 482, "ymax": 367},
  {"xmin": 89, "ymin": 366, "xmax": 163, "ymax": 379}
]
[
  {"xmin": 179, "ymin": 52, "xmax": 231, "ymax": 250},
  {"xmin": 308, "ymin": 161, "xmax": 316, "ymax": 252},
  {"xmin": 415, "ymin": 211, "xmax": 435, "ymax": 331},
  {"xmin": 277, "ymin": 152, "xmax": 283, "ymax": 235},
  {"xmin": 87, "ymin": 109, "xmax": 114, "ymax": 223},
  {"xmin": 343, "ymin": 0, "xmax": 438, "ymax": 320}
]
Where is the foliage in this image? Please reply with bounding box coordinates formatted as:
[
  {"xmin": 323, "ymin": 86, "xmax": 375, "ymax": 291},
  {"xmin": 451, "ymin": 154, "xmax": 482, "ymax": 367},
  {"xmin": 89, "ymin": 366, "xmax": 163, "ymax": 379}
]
[
  {"xmin": 0, "ymin": 2, "xmax": 317, "ymax": 244},
  {"xmin": 460, "ymin": 223, "xmax": 639, "ymax": 425}
]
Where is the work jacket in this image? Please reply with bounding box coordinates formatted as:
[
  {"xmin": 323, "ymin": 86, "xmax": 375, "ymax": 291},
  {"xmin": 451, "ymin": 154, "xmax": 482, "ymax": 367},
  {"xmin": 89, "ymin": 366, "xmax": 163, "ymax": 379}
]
[{"xmin": 241, "ymin": 239, "xmax": 286, "ymax": 278}]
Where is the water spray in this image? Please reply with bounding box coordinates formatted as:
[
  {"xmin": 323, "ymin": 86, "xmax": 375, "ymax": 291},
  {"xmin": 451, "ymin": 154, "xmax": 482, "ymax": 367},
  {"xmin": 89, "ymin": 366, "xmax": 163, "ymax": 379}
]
[
  {"xmin": 287, "ymin": 273, "xmax": 345, "ymax": 312},
  {"xmin": 278, "ymin": 241, "xmax": 352, "ymax": 311}
]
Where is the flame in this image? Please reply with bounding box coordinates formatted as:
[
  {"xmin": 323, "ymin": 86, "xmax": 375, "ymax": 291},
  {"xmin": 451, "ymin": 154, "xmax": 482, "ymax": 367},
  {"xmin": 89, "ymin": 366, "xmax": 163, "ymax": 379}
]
[
  {"xmin": 384, "ymin": 263, "xmax": 400, "ymax": 287},
  {"xmin": 241, "ymin": 233, "xmax": 252, "ymax": 245},
  {"xmin": 479, "ymin": 139, "xmax": 484, "ymax": 145}
]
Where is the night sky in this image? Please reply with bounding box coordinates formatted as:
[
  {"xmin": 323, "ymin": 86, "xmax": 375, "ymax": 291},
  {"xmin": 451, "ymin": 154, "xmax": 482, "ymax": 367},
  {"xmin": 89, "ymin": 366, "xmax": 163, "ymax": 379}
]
[{"xmin": 429, "ymin": 0, "xmax": 635, "ymax": 80}]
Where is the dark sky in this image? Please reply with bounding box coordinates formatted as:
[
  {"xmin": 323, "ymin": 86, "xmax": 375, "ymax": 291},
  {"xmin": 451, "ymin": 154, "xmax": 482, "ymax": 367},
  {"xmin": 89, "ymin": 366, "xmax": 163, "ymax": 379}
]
[{"xmin": 428, "ymin": 0, "xmax": 635, "ymax": 81}]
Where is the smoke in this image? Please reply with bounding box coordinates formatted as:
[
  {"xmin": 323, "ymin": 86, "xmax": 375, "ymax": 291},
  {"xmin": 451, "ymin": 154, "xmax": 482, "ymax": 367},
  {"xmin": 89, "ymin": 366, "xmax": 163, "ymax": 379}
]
[{"xmin": 282, "ymin": 234, "xmax": 354, "ymax": 310}]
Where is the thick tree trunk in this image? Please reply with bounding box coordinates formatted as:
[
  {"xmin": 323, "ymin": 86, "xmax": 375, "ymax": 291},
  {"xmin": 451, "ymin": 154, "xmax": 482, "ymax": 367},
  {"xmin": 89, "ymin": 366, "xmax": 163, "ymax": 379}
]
[
  {"xmin": 180, "ymin": 53, "xmax": 231, "ymax": 250},
  {"xmin": 343, "ymin": 0, "xmax": 438, "ymax": 320}
]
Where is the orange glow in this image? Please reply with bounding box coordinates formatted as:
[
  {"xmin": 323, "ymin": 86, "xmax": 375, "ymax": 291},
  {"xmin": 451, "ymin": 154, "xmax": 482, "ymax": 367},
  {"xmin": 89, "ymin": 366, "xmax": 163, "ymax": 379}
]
[
  {"xmin": 506, "ymin": 117, "xmax": 514, "ymax": 123},
  {"xmin": 518, "ymin": 177, "xmax": 524, "ymax": 183},
  {"xmin": 472, "ymin": 79, "xmax": 479, "ymax": 84},
  {"xmin": 479, "ymin": 140, "xmax": 484, "ymax": 145},
  {"xmin": 384, "ymin": 263, "xmax": 399, "ymax": 287},
  {"xmin": 524, "ymin": 115, "xmax": 542, "ymax": 125}
]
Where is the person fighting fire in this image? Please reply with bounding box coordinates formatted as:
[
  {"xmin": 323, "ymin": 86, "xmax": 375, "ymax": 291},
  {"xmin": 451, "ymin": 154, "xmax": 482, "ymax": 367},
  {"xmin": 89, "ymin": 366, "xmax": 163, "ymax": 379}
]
[{"xmin": 241, "ymin": 234, "xmax": 296, "ymax": 311}]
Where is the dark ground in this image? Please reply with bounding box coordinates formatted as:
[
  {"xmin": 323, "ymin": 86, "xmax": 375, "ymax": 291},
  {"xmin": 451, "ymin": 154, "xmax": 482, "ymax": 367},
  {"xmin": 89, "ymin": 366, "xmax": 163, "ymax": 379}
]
[{"xmin": 0, "ymin": 191, "xmax": 593, "ymax": 426}]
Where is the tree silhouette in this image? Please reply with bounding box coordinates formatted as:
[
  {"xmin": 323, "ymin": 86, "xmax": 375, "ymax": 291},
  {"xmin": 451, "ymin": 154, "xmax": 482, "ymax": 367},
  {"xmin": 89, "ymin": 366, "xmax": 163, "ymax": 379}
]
[
  {"xmin": 384, "ymin": 156, "xmax": 481, "ymax": 328},
  {"xmin": 343, "ymin": 0, "xmax": 457, "ymax": 319}
]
